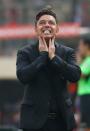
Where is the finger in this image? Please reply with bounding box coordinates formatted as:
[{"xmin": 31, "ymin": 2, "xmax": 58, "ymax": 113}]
[
  {"xmin": 50, "ymin": 38, "xmax": 55, "ymax": 47},
  {"xmin": 39, "ymin": 36, "xmax": 43, "ymax": 45},
  {"xmin": 49, "ymin": 39, "xmax": 52, "ymax": 50},
  {"xmin": 39, "ymin": 36, "xmax": 43, "ymax": 41},
  {"xmin": 42, "ymin": 36, "xmax": 45, "ymax": 44},
  {"xmin": 52, "ymin": 36, "xmax": 55, "ymax": 45},
  {"xmin": 39, "ymin": 36, "xmax": 41, "ymax": 42},
  {"xmin": 42, "ymin": 36, "xmax": 47, "ymax": 46}
]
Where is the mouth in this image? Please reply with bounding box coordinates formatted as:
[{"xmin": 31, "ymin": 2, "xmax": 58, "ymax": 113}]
[{"xmin": 42, "ymin": 29, "xmax": 52, "ymax": 35}]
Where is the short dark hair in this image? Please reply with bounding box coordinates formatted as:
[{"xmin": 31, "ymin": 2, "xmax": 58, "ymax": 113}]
[
  {"xmin": 35, "ymin": 5, "xmax": 58, "ymax": 24},
  {"xmin": 81, "ymin": 36, "xmax": 90, "ymax": 48}
]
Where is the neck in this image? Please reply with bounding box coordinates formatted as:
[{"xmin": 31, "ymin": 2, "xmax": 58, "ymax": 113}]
[
  {"xmin": 45, "ymin": 38, "xmax": 55, "ymax": 47},
  {"xmin": 45, "ymin": 39, "xmax": 50, "ymax": 47}
]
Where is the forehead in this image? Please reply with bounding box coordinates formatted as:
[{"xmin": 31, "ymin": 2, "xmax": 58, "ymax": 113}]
[{"xmin": 38, "ymin": 15, "xmax": 56, "ymax": 22}]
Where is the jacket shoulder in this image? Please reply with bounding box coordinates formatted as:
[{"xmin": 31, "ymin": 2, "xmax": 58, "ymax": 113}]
[
  {"xmin": 17, "ymin": 43, "xmax": 36, "ymax": 54},
  {"xmin": 60, "ymin": 44, "xmax": 74, "ymax": 52}
]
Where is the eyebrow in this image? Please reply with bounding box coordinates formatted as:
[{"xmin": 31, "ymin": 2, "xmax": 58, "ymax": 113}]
[{"xmin": 39, "ymin": 19, "xmax": 56, "ymax": 23}]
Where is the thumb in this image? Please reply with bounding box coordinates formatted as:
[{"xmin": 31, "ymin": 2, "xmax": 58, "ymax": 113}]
[
  {"xmin": 39, "ymin": 36, "xmax": 42, "ymax": 44},
  {"xmin": 42, "ymin": 36, "xmax": 47, "ymax": 46},
  {"xmin": 52, "ymin": 36, "xmax": 55, "ymax": 45},
  {"xmin": 48, "ymin": 39, "xmax": 52, "ymax": 51}
]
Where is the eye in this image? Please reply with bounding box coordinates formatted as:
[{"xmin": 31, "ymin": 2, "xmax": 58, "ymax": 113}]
[
  {"xmin": 38, "ymin": 20, "xmax": 46, "ymax": 25},
  {"xmin": 49, "ymin": 20, "xmax": 56, "ymax": 25}
]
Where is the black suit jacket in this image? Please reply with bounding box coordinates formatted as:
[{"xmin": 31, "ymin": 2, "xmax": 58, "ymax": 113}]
[{"xmin": 16, "ymin": 41, "xmax": 81, "ymax": 130}]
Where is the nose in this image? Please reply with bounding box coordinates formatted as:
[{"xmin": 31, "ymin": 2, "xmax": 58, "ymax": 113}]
[{"xmin": 44, "ymin": 22, "xmax": 50, "ymax": 27}]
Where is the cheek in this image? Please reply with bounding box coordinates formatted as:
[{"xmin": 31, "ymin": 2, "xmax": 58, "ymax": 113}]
[
  {"xmin": 36, "ymin": 28, "xmax": 42, "ymax": 35},
  {"xmin": 37, "ymin": 27, "xmax": 41, "ymax": 32},
  {"xmin": 36, "ymin": 25, "xmax": 42, "ymax": 31},
  {"xmin": 53, "ymin": 27, "xmax": 58, "ymax": 33}
]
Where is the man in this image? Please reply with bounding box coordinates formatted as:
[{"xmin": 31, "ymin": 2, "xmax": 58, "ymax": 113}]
[
  {"xmin": 16, "ymin": 6, "xmax": 81, "ymax": 131},
  {"xmin": 77, "ymin": 36, "xmax": 90, "ymax": 131}
]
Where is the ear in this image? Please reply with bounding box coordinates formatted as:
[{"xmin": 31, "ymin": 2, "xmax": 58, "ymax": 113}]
[
  {"xmin": 35, "ymin": 25, "xmax": 37, "ymax": 33},
  {"xmin": 34, "ymin": 25, "xmax": 39, "ymax": 38}
]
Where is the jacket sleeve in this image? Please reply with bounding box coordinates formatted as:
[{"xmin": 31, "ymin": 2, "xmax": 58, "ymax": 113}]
[
  {"xmin": 50, "ymin": 49, "xmax": 81, "ymax": 82},
  {"xmin": 16, "ymin": 50, "xmax": 48, "ymax": 84}
]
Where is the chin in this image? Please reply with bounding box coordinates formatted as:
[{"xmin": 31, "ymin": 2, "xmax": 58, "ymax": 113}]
[{"xmin": 44, "ymin": 35, "xmax": 53, "ymax": 40}]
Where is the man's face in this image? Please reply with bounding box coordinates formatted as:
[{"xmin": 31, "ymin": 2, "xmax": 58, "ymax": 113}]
[
  {"xmin": 78, "ymin": 40, "xmax": 88, "ymax": 57},
  {"xmin": 35, "ymin": 15, "xmax": 58, "ymax": 40}
]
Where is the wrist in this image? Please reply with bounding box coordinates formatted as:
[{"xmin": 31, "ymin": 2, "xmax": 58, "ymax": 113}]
[
  {"xmin": 49, "ymin": 53, "xmax": 55, "ymax": 60},
  {"xmin": 40, "ymin": 51, "xmax": 48, "ymax": 56}
]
